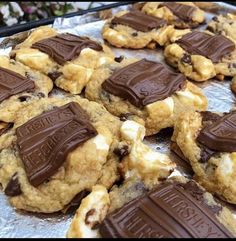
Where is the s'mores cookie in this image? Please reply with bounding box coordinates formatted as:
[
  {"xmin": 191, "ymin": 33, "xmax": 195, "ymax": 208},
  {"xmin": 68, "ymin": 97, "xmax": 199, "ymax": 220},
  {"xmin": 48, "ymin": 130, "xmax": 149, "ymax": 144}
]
[
  {"xmin": 141, "ymin": 2, "xmax": 205, "ymax": 29},
  {"xmin": 85, "ymin": 58, "xmax": 207, "ymax": 136},
  {"xmin": 164, "ymin": 30, "xmax": 236, "ymax": 81},
  {"xmin": 173, "ymin": 110, "xmax": 236, "ymax": 204},
  {"xmin": 10, "ymin": 26, "xmax": 114, "ymax": 94},
  {"xmin": 102, "ymin": 10, "xmax": 174, "ymax": 49}
]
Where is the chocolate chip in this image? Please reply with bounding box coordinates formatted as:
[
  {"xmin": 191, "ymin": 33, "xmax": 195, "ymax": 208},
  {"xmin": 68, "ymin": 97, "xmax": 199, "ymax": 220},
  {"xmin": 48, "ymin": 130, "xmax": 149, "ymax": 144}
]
[
  {"xmin": 10, "ymin": 52, "xmax": 16, "ymax": 60},
  {"xmin": 25, "ymin": 71, "xmax": 33, "ymax": 81},
  {"xmin": 181, "ymin": 53, "xmax": 192, "ymax": 65},
  {"xmin": 48, "ymin": 71, "xmax": 62, "ymax": 81},
  {"xmin": 70, "ymin": 190, "xmax": 89, "ymax": 207},
  {"xmin": 132, "ymin": 32, "xmax": 138, "ymax": 37},
  {"xmin": 85, "ymin": 209, "xmax": 96, "ymax": 225},
  {"xmin": 37, "ymin": 92, "xmax": 45, "ymax": 98},
  {"xmin": 101, "ymin": 90, "xmax": 112, "ymax": 102},
  {"xmin": 91, "ymin": 222, "xmax": 100, "ymax": 230},
  {"xmin": 18, "ymin": 95, "xmax": 31, "ymax": 102},
  {"xmin": 4, "ymin": 172, "xmax": 22, "ymax": 197},
  {"xmin": 114, "ymin": 55, "xmax": 124, "ymax": 63},
  {"xmin": 0, "ymin": 122, "xmax": 14, "ymax": 136},
  {"xmin": 109, "ymin": 23, "xmax": 117, "ymax": 29},
  {"xmin": 119, "ymin": 113, "xmax": 133, "ymax": 121},
  {"xmin": 212, "ymin": 16, "xmax": 219, "ymax": 22},
  {"xmin": 158, "ymin": 177, "xmax": 167, "ymax": 181},
  {"xmin": 229, "ymin": 63, "xmax": 236, "ymax": 69},
  {"xmin": 113, "ymin": 145, "xmax": 129, "ymax": 159}
]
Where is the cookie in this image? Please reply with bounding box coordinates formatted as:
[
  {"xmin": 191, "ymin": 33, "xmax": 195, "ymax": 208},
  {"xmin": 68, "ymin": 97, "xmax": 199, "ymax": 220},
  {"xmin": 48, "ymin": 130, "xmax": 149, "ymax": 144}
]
[
  {"xmin": 164, "ymin": 30, "xmax": 236, "ymax": 81},
  {"xmin": 172, "ymin": 110, "xmax": 236, "ymax": 204},
  {"xmin": 141, "ymin": 2, "xmax": 205, "ymax": 29},
  {"xmin": 0, "ymin": 95, "xmax": 175, "ymax": 213},
  {"xmin": 207, "ymin": 14, "xmax": 236, "ymax": 43},
  {"xmin": 66, "ymin": 119, "xmax": 178, "ymax": 238},
  {"xmin": 11, "ymin": 26, "xmax": 115, "ymax": 94},
  {"xmin": 67, "ymin": 177, "xmax": 236, "ymax": 238},
  {"xmin": 0, "ymin": 55, "xmax": 53, "ymax": 125},
  {"xmin": 102, "ymin": 10, "xmax": 175, "ymax": 49},
  {"xmin": 85, "ymin": 58, "xmax": 207, "ymax": 136}
]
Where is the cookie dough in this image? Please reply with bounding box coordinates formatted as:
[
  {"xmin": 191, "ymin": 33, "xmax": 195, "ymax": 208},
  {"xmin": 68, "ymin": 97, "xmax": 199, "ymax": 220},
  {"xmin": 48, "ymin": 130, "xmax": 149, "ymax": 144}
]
[
  {"xmin": 141, "ymin": 2, "xmax": 205, "ymax": 29},
  {"xmin": 172, "ymin": 110, "xmax": 236, "ymax": 204},
  {"xmin": 102, "ymin": 10, "xmax": 175, "ymax": 49},
  {"xmin": 164, "ymin": 30, "xmax": 236, "ymax": 81},
  {"xmin": 207, "ymin": 14, "xmax": 236, "ymax": 43},
  {"xmin": 10, "ymin": 26, "xmax": 115, "ymax": 94},
  {"xmin": 0, "ymin": 55, "xmax": 53, "ymax": 125},
  {"xmin": 85, "ymin": 58, "xmax": 207, "ymax": 136}
]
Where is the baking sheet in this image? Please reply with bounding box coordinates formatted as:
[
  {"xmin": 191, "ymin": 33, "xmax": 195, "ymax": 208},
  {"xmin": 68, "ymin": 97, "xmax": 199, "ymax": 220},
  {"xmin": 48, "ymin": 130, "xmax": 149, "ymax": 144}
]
[{"xmin": 0, "ymin": 2, "xmax": 236, "ymax": 238}]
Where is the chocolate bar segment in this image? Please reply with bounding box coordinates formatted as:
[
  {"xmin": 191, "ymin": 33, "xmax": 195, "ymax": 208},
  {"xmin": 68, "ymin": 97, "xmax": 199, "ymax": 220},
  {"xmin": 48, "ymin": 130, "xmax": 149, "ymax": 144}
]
[
  {"xmin": 197, "ymin": 111, "xmax": 236, "ymax": 152},
  {"xmin": 102, "ymin": 59, "xmax": 186, "ymax": 108},
  {"xmin": 160, "ymin": 2, "xmax": 196, "ymax": 21},
  {"xmin": 16, "ymin": 102, "xmax": 97, "ymax": 187},
  {"xmin": 176, "ymin": 31, "xmax": 235, "ymax": 63},
  {"xmin": 0, "ymin": 66, "xmax": 35, "ymax": 102},
  {"xmin": 111, "ymin": 11, "xmax": 166, "ymax": 32},
  {"xmin": 100, "ymin": 182, "xmax": 233, "ymax": 238},
  {"xmin": 32, "ymin": 33, "xmax": 103, "ymax": 65}
]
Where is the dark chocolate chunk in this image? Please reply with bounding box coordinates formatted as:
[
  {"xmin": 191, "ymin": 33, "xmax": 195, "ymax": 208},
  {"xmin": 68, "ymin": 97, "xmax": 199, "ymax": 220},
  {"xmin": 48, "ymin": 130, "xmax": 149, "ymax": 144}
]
[
  {"xmin": 111, "ymin": 11, "xmax": 166, "ymax": 32},
  {"xmin": 0, "ymin": 122, "xmax": 14, "ymax": 136},
  {"xmin": 4, "ymin": 172, "xmax": 22, "ymax": 197},
  {"xmin": 113, "ymin": 145, "xmax": 129, "ymax": 159},
  {"xmin": 102, "ymin": 59, "xmax": 186, "ymax": 108},
  {"xmin": 176, "ymin": 31, "xmax": 235, "ymax": 63},
  {"xmin": 181, "ymin": 53, "xmax": 192, "ymax": 64},
  {"xmin": 132, "ymin": 32, "xmax": 138, "ymax": 37},
  {"xmin": 197, "ymin": 111, "xmax": 236, "ymax": 152},
  {"xmin": 48, "ymin": 71, "xmax": 62, "ymax": 81},
  {"xmin": 100, "ymin": 181, "xmax": 233, "ymax": 238},
  {"xmin": 16, "ymin": 102, "xmax": 97, "ymax": 187},
  {"xmin": 0, "ymin": 66, "xmax": 35, "ymax": 103},
  {"xmin": 160, "ymin": 2, "xmax": 196, "ymax": 21},
  {"xmin": 32, "ymin": 33, "xmax": 103, "ymax": 65}
]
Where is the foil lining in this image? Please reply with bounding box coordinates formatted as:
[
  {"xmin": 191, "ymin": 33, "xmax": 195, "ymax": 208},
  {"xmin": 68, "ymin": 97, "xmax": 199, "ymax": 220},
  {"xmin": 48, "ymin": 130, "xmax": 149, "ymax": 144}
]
[{"xmin": 0, "ymin": 2, "xmax": 236, "ymax": 238}]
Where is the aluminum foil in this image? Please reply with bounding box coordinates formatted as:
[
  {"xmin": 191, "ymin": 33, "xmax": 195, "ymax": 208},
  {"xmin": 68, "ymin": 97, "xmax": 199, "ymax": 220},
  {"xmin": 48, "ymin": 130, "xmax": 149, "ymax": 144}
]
[{"xmin": 0, "ymin": 2, "xmax": 236, "ymax": 238}]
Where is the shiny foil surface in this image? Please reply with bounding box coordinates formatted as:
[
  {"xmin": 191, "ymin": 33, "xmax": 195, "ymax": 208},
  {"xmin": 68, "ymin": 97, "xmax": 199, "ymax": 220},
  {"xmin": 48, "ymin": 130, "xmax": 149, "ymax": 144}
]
[{"xmin": 0, "ymin": 2, "xmax": 235, "ymax": 238}]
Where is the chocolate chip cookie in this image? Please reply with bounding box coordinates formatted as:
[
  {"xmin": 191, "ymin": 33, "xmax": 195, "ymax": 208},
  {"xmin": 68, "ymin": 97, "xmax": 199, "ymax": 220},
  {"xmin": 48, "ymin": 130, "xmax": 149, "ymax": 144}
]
[
  {"xmin": 173, "ymin": 110, "xmax": 236, "ymax": 204},
  {"xmin": 102, "ymin": 10, "xmax": 175, "ymax": 49},
  {"xmin": 85, "ymin": 58, "xmax": 207, "ymax": 136},
  {"xmin": 0, "ymin": 95, "xmax": 175, "ymax": 213},
  {"xmin": 11, "ymin": 26, "xmax": 115, "ymax": 94},
  {"xmin": 0, "ymin": 55, "xmax": 53, "ymax": 126},
  {"xmin": 207, "ymin": 14, "xmax": 236, "ymax": 43},
  {"xmin": 141, "ymin": 2, "xmax": 205, "ymax": 29},
  {"xmin": 164, "ymin": 30, "xmax": 236, "ymax": 81}
]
